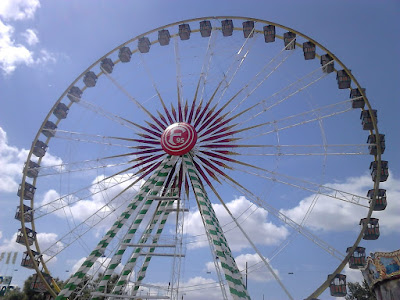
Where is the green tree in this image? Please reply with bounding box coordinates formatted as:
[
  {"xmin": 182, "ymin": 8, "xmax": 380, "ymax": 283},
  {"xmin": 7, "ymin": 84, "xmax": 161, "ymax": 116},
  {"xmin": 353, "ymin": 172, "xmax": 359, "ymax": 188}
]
[
  {"xmin": 345, "ymin": 280, "xmax": 376, "ymax": 300},
  {"xmin": 2, "ymin": 287, "xmax": 25, "ymax": 300}
]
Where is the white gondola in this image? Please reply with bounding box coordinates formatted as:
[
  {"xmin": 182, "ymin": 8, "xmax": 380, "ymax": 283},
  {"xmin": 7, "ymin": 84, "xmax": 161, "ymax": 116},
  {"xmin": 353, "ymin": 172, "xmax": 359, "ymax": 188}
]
[
  {"xmin": 320, "ymin": 54, "xmax": 334, "ymax": 73},
  {"xmin": 200, "ymin": 20, "xmax": 212, "ymax": 37},
  {"xmin": 369, "ymin": 160, "xmax": 389, "ymax": 182},
  {"xmin": 158, "ymin": 29, "xmax": 171, "ymax": 45},
  {"xmin": 21, "ymin": 250, "xmax": 41, "ymax": 269},
  {"xmin": 83, "ymin": 71, "xmax": 97, "ymax": 88},
  {"xmin": 32, "ymin": 140, "xmax": 48, "ymax": 157},
  {"xmin": 350, "ymin": 88, "xmax": 365, "ymax": 108},
  {"xmin": 329, "ymin": 274, "xmax": 347, "ymax": 297},
  {"xmin": 53, "ymin": 102, "xmax": 69, "ymax": 119},
  {"xmin": 15, "ymin": 204, "xmax": 33, "ymax": 222},
  {"xmin": 17, "ymin": 182, "xmax": 36, "ymax": 200},
  {"xmin": 367, "ymin": 188, "xmax": 387, "ymax": 211},
  {"xmin": 138, "ymin": 37, "xmax": 151, "ymax": 53},
  {"xmin": 242, "ymin": 20, "xmax": 254, "ymax": 38},
  {"xmin": 360, "ymin": 109, "xmax": 377, "ymax": 130},
  {"xmin": 25, "ymin": 160, "xmax": 40, "ymax": 178},
  {"xmin": 360, "ymin": 218, "xmax": 380, "ymax": 240},
  {"xmin": 179, "ymin": 24, "xmax": 191, "ymax": 40},
  {"xmin": 346, "ymin": 247, "xmax": 366, "ymax": 269},
  {"xmin": 303, "ymin": 41, "xmax": 316, "ymax": 60},
  {"xmin": 67, "ymin": 86, "xmax": 83, "ymax": 102},
  {"xmin": 221, "ymin": 19, "xmax": 233, "ymax": 37},
  {"xmin": 100, "ymin": 58, "xmax": 114, "ymax": 73},
  {"xmin": 118, "ymin": 46, "xmax": 132, "ymax": 63},
  {"xmin": 16, "ymin": 228, "xmax": 36, "ymax": 246},
  {"xmin": 336, "ymin": 69, "xmax": 351, "ymax": 89},
  {"xmin": 42, "ymin": 120, "xmax": 57, "ymax": 138},
  {"xmin": 263, "ymin": 25, "xmax": 275, "ymax": 43},
  {"xmin": 284, "ymin": 32, "xmax": 296, "ymax": 50},
  {"xmin": 367, "ymin": 134, "xmax": 385, "ymax": 155}
]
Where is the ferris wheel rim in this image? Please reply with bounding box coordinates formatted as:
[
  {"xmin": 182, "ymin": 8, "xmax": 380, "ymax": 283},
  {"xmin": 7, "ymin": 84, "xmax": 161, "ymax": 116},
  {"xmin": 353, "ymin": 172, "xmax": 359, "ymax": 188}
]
[{"xmin": 17, "ymin": 16, "xmax": 384, "ymax": 299}]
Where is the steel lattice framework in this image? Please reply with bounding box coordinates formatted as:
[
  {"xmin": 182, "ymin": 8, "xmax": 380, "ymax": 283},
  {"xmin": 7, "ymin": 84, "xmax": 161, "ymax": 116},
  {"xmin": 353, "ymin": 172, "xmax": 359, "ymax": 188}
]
[{"xmin": 16, "ymin": 16, "xmax": 386, "ymax": 300}]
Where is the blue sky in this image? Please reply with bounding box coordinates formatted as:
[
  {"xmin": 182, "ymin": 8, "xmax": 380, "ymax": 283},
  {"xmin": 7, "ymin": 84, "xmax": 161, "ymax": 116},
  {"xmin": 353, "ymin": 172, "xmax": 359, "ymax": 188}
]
[{"xmin": 0, "ymin": 1, "xmax": 399, "ymax": 300}]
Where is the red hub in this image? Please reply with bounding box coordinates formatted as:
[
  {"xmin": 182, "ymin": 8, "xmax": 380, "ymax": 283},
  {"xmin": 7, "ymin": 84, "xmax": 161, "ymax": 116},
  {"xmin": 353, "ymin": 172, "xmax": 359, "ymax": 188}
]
[{"xmin": 160, "ymin": 123, "xmax": 197, "ymax": 156}]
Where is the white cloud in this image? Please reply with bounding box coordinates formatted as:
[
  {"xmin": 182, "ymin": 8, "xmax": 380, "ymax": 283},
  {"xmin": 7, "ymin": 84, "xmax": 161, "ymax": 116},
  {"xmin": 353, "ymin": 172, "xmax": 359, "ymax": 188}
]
[
  {"xmin": 71, "ymin": 256, "xmax": 124, "ymax": 277},
  {"xmin": 21, "ymin": 28, "xmax": 39, "ymax": 45},
  {"xmin": 0, "ymin": 1, "xmax": 56, "ymax": 75},
  {"xmin": 0, "ymin": 126, "xmax": 29, "ymax": 193},
  {"xmin": 235, "ymin": 253, "xmax": 280, "ymax": 283},
  {"xmin": 206, "ymin": 253, "xmax": 280, "ymax": 283},
  {"xmin": 0, "ymin": 231, "xmax": 61, "ymax": 265},
  {"xmin": 0, "ymin": 19, "xmax": 34, "ymax": 74},
  {"xmin": 280, "ymin": 174, "xmax": 400, "ymax": 234},
  {"xmin": 185, "ymin": 196, "xmax": 289, "ymax": 251},
  {"xmin": 0, "ymin": 0, "xmax": 40, "ymax": 21},
  {"xmin": 179, "ymin": 276, "xmax": 227, "ymax": 300},
  {"xmin": 0, "ymin": 126, "xmax": 63, "ymax": 193},
  {"xmin": 39, "ymin": 174, "xmax": 143, "ymax": 230},
  {"xmin": 134, "ymin": 277, "xmax": 227, "ymax": 300},
  {"xmin": 35, "ymin": 49, "xmax": 56, "ymax": 64},
  {"xmin": 343, "ymin": 264, "xmax": 364, "ymax": 283}
]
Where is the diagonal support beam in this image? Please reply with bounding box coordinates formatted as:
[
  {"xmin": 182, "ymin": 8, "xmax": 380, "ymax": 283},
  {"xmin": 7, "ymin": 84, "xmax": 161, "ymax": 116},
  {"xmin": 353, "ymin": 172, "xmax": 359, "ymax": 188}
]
[
  {"xmin": 182, "ymin": 154, "xmax": 249, "ymax": 300},
  {"xmin": 56, "ymin": 156, "xmax": 176, "ymax": 300}
]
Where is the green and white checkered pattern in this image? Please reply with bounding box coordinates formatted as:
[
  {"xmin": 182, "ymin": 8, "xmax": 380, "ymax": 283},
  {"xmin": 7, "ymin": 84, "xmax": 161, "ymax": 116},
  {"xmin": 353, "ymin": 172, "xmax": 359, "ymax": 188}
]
[
  {"xmin": 57, "ymin": 154, "xmax": 250, "ymax": 300},
  {"xmin": 130, "ymin": 197, "xmax": 175, "ymax": 295},
  {"xmin": 56, "ymin": 156, "xmax": 176, "ymax": 300},
  {"xmin": 93, "ymin": 156, "xmax": 177, "ymax": 298},
  {"xmin": 110, "ymin": 198, "xmax": 175, "ymax": 295},
  {"xmin": 182, "ymin": 154, "xmax": 250, "ymax": 300}
]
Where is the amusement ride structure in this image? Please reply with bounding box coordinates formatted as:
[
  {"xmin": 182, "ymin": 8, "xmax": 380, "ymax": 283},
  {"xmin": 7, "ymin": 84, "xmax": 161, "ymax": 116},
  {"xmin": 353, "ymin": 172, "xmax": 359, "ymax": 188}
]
[{"xmin": 15, "ymin": 17, "xmax": 388, "ymax": 299}]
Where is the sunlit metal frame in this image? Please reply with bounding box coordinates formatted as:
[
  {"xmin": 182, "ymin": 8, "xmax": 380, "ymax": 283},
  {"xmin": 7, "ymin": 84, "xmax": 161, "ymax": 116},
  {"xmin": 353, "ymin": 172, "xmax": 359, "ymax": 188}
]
[{"xmin": 18, "ymin": 16, "xmax": 383, "ymax": 299}]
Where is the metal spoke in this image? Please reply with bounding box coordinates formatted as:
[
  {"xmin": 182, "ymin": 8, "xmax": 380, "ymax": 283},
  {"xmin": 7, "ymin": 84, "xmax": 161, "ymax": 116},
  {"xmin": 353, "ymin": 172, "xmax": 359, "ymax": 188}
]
[
  {"xmin": 139, "ymin": 54, "xmax": 173, "ymax": 126},
  {"xmin": 42, "ymin": 175, "xmax": 143, "ymax": 262},
  {"xmin": 174, "ymin": 36, "xmax": 184, "ymax": 122},
  {"xmin": 188, "ymin": 28, "xmax": 218, "ymax": 124},
  {"xmin": 34, "ymin": 156, "xmax": 129, "ymax": 177},
  {"xmin": 213, "ymin": 170, "xmax": 346, "ymax": 261},
  {"xmin": 76, "ymin": 99, "xmax": 142, "ymax": 132},
  {"xmin": 101, "ymin": 65, "xmax": 166, "ymax": 131},
  {"xmin": 198, "ymin": 35, "xmax": 296, "ymax": 134},
  {"xmin": 51, "ymin": 129, "xmax": 153, "ymax": 148},
  {"xmin": 33, "ymin": 158, "xmax": 160, "ymax": 219},
  {"xmin": 203, "ymin": 156, "xmax": 370, "ymax": 207},
  {"xmin": 194, "ymin": 26, "xmax": 258, "ymax": 127},
  {"xmin": 199, "ymin": 99, "xmax": 353, "ymax": 143},
  {"xmin": 202, "ymin": 143, "xmax": 370, "ymax": 157},
  {"xmin": 213, "ymin": 23, "xmax": 259, "ymax": 108}
]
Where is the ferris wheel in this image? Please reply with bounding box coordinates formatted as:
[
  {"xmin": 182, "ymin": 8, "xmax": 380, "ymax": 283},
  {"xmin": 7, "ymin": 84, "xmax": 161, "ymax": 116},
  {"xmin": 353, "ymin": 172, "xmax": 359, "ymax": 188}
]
[{"xmin": 15, "ymin": 17, "xmax": 388, "ymax": 299}]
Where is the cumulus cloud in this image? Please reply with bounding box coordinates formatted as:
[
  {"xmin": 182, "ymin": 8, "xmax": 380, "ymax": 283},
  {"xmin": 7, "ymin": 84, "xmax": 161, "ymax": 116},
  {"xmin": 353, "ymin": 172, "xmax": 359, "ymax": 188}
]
[
  {"xmin": 280, "ymin": 174, "xmax": 400, "ymax": 234},
  {"xmin": 0, "ymin": 0, "xmax": 40, "ymax": 21},
  {"xmin": 38, "ymin": 173, "xmax": 143, "ymax": 232},
  {"xmin": 0, "ymin": 0, "xmax": 56, "ymax": 74},
  {"xmin": 0, "ymin": 126, "xmax": 62, "ymax": 193},
  {"xmin": 185, "ymin": 196, "xmax": 289, "ymax": 251},
  {"xmin": 0, "ymin": 19, "xmax": 34, "ymax": 74}
]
